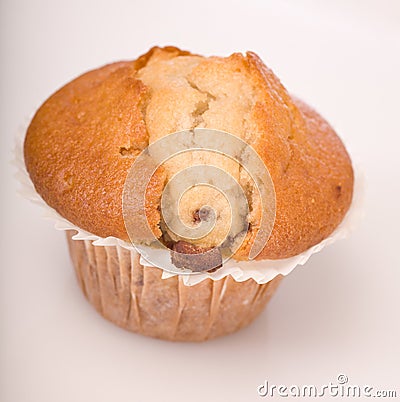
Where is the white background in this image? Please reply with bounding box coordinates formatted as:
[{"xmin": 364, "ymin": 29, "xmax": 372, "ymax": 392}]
[{"xmin": 1, "ymin": 1, "xmax": 399, "ymax": 401}]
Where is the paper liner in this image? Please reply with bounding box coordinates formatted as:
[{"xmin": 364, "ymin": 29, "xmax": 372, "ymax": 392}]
[
  {"xmin": 66, "ymin": 230, "xmax": 283, "ymax": 341},
  {"xmin": 15, "ymin": 128, "xmax": 364, "ymax": 286}
]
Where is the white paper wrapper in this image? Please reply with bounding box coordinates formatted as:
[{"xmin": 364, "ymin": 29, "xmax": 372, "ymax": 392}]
[{"xmin": 15, "ymin": 128, "xmax": 364, "ymax": 286}]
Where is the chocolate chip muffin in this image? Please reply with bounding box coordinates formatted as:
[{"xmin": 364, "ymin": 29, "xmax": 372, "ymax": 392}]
[{"xmin": 23, "ymin": 46, "xmax": 354, "ymax": 341}]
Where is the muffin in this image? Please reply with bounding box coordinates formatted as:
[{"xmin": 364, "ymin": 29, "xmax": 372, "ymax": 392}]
[{"xmin": 24, "ymin": 46, "xmax": 354, "ymax": 341}]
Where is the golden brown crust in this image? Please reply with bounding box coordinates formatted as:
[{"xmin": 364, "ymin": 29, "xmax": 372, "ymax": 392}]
[
  {"xmin": 24, "ymin": 46, "xmax": 353, "ymax": 260},
  {"xmin": 234, "ymin": 52, "xmax": 354, "ymax": 259}
]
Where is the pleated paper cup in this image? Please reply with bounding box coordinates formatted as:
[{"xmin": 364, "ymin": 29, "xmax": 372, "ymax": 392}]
[{"xmin": 67, "ymin": 230, "xmax": 282, "ymax": 341}]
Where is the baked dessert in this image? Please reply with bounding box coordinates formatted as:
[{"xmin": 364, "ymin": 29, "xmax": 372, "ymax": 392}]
[{"xmin": 24, "ymin": 46, "xmax": 354, "ymax": 341}]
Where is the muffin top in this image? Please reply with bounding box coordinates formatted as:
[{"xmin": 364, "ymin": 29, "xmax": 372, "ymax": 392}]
[{"xmin": 24, "ymin": 46, "xmax": 354, "ymax": 260}]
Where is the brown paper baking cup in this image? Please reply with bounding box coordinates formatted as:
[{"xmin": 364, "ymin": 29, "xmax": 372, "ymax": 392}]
[{"xmin": 66, "ymin": 230, "xmax": 282, "ymax": 341}]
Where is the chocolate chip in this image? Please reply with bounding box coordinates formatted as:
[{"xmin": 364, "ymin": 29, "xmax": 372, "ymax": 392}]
[
  {"xmin": 193, "ymin": 207, "xmax": 211, "ymax": 223},
  {"xmin": 198, "ymin": 207, "xmax": 210, "ymax": 222},
  {"xmin": 171, "ymin": 241, "xmax": 222, "ymax": 272}
]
